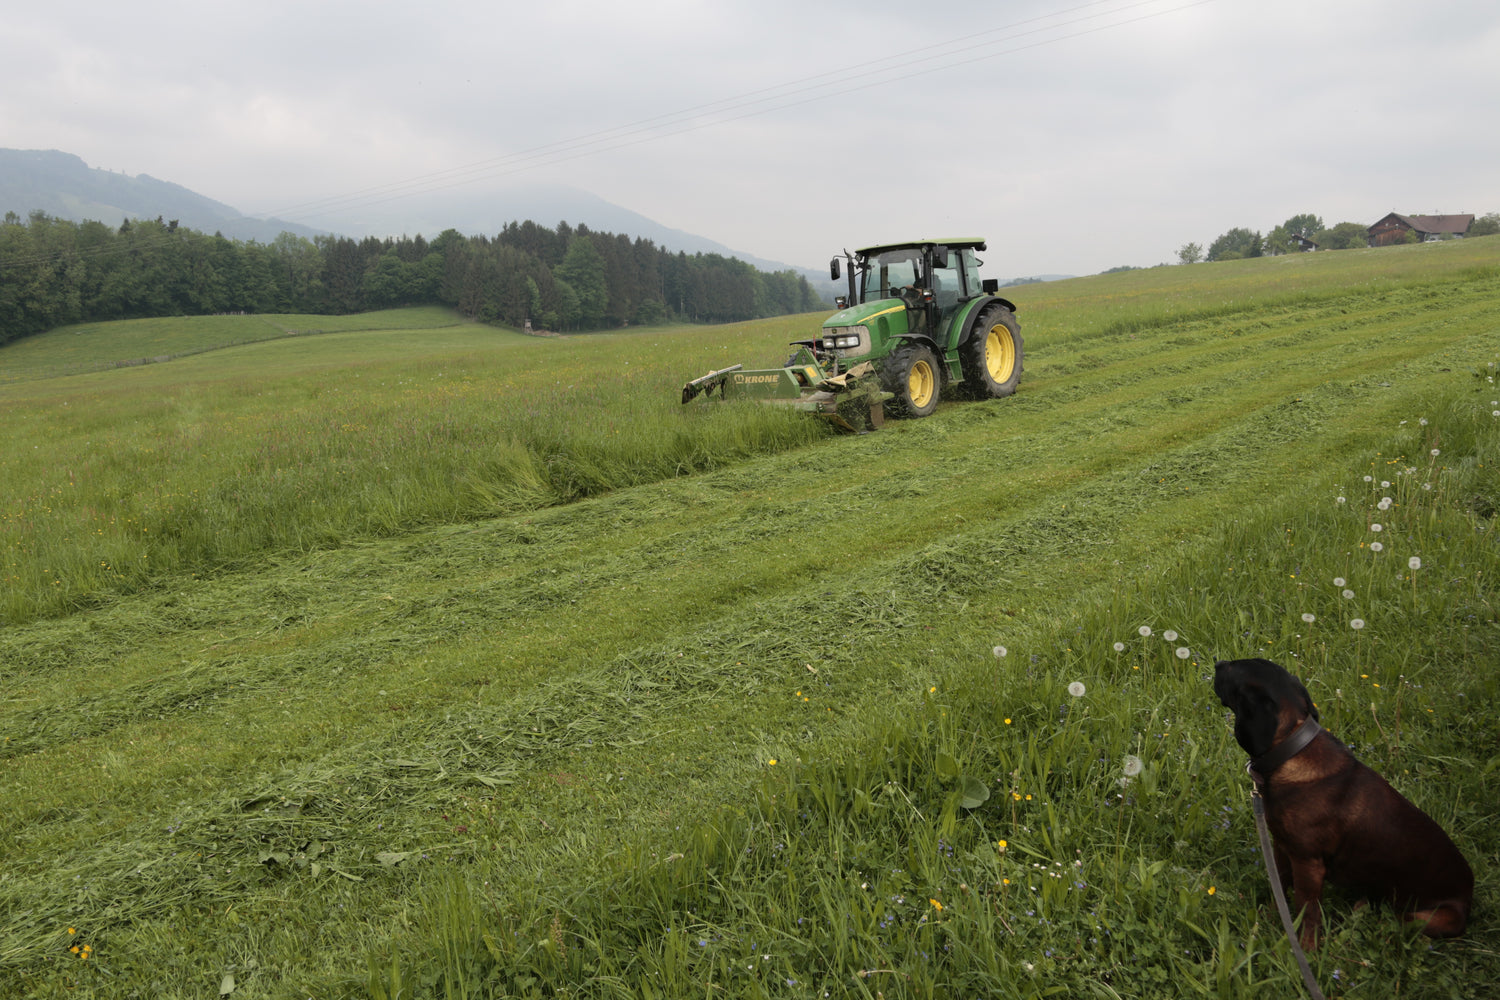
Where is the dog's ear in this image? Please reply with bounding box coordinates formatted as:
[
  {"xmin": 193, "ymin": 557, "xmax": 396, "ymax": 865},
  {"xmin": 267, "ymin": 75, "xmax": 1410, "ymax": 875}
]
[
  {"xmin": 1228, "ymin": 683, "xmax": 1281, "ymax": 757},
  {"xmin": 1292, "ymin": 675, "xmax": 1319, "ymax": 723}
]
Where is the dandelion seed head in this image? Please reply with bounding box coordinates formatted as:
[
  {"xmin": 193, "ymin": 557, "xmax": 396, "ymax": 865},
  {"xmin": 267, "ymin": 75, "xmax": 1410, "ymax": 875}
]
[
  {"xmin": 1337, "ymin": 496, "xmax": 1346, "ymax": 503},
  {"xmin": 1068, "ymin": 681, "xmax": 1086, "ymax": 697},
  {"xmin": 1381, "ymin": 481, "xmax": 1391, "ymax": 488},
  {"xmin": 1138, "ymin": 625, "xmax": 1152, "ymax": 637},
  {"xmin": 1333, "ymin": 577, "xmax": 1346, "ymax": 587},
  {"xmin": 1163, "ymin": 629, "xmax": 1178, "ymax": 642},
  {"xmin": 1371, "ymin": 523, "xmax": 1383, "ymax": 532},
  {"xmin": 1175, "ymin": 647, "xmax": 1191, "ymax": 659},
  {"xmin": 1431, "ymin": 448, "xmax": 1440, "ymax": 457},
  {"xmin": 1122, "ymin": 755, "xmax": 1143, "ymax": 777},
  {"xmin": 1350, "ymin": 619, "xmax": 1365, "ymax": 630},
  {"xmin": 1342, "ymin": 589, "xmax": 1355, "ymax": 599},
  {"xmin": 1113, "ymin": 641, "xmax": 1125, "ymax": 652},
  {"xmin": 993, "ymin": 645, "xmax": 1007, "ymax": 658},
  {"xmin": 1409, "ymin": 556, "xmax": 1421, "ymax": 570},
  {"xmin": 1302, "ymin": 613, "xmax": 1316, "ymax": 623},
  {"xmin": 1370, "ymin": 541, "xmax": 1384, "ymax": 552},
  {"xmin": 1364, "ymin": 475, "xmax": 1373, "ymax": 482}
]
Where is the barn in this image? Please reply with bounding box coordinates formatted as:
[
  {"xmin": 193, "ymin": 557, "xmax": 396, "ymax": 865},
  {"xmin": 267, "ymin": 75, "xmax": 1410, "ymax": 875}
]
[{"xmin": 1367, "ymin": 213, "xmax": 1475, "ymax": 247}]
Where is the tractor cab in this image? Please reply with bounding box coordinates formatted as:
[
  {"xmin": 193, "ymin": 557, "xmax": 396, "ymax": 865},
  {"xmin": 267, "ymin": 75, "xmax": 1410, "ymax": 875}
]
[{"xmin": 832, "ymin": 240, "xmax": 991, "ymax": 335}]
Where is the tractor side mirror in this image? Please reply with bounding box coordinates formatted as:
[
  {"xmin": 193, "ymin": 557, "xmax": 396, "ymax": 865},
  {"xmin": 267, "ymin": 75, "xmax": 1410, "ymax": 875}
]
[
  {"xmin": 931, "ymin": 246, "xmax": 949, "ymax": 269},
  {"xmin": 982, "ymin": 278, "xmax": 999, "ymax": 294},
  {"xmin": 829, "ymin": 257, "xmax": 841, "ymax": 281}
]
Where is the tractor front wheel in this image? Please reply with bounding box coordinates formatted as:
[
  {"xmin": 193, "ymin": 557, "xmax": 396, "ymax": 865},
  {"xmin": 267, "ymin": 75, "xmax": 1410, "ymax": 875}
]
[
  {"xmin": 960, "ymin": 305, "xmax": 1023, "ymax": 399},
  {"xmin": 883, "ymin": 343, "xmax": 942, "ymax": 419}
]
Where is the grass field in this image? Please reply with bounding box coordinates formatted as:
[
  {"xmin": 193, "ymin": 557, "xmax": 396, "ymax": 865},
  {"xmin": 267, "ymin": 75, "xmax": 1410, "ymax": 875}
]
[{"xmin": 2, "ymin": 237, "xmax": 1498, "ymax": 998}]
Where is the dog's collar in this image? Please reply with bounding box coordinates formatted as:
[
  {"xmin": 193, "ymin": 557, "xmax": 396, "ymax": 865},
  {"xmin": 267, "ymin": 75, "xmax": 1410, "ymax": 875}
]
[{"xmin": 1247, "ymin": 716, "xmax": 1322, "ymax": 783}]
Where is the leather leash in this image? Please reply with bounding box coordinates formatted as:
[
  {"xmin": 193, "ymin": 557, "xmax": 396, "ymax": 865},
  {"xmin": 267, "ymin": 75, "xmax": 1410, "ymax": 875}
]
[{"xmin": 1246, "ymin": 716, "xmax": 1327, "ymax": 1000}]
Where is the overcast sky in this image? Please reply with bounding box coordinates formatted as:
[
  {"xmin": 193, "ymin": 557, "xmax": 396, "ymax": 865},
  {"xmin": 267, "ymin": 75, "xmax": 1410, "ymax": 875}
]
[{"xmin": 5, "ymin": 0, "xmax": 1497, "ymax": 276}]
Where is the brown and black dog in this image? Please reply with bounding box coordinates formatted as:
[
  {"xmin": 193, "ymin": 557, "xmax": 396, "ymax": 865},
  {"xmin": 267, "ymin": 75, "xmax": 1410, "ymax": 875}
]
[{"xmin": 1214, "ymin": 657, "xmax": 1473, "ymax": 947}]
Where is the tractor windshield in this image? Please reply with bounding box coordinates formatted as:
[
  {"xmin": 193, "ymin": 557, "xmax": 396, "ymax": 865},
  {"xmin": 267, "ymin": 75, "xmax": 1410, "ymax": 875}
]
[{"xmin": 859, "ymin": 249, "xmax": 922, "ymax": 303}]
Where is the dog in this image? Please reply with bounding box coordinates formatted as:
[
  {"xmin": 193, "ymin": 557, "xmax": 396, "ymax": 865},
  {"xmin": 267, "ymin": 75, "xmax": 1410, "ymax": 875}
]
[{"xmin": 1213, "ymin": 657, "xmax": 1472, "ymax": 947}]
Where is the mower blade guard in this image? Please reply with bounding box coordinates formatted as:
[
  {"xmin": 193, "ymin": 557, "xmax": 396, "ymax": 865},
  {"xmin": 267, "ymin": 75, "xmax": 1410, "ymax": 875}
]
[{"xmin": 681, "ymin": 364, "xmax": 744, "ymax": 404}]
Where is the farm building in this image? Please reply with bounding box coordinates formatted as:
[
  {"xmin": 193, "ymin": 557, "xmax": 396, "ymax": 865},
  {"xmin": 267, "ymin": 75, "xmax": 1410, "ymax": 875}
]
[{"xmin": 1367, "ymin": 213, "xmax": 1475, "ymax": 247}]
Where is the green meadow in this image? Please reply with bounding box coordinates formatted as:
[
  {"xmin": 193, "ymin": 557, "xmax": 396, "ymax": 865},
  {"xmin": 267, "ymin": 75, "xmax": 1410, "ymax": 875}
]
[{"xmin": 2, "ymin": 236, "xmax": 1498, "ymax": 999}]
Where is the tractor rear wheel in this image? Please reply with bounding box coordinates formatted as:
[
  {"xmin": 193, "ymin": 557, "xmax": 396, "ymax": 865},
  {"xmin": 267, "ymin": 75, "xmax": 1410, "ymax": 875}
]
[
  {"xmin": 961, "ymin": 305, "xmax": 1023, "ymax": 398},
  {"xmin": 883, "ymin": 343, "xmax": 942, "ymax": 418}
]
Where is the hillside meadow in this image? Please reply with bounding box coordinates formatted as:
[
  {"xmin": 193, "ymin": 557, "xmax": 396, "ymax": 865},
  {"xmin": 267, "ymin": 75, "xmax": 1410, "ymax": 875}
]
[{"xmin": 1, "ymin": 236, "xmax": 1499, "ymax": 998}]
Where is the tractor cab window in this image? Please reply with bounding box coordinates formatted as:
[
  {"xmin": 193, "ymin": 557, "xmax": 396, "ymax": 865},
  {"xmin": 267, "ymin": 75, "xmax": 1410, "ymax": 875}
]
[
  {"xmin": 860, "ymin": 250, "xmax": 922, "ymax": 302},
  {"xmin": 930, "ymin": 252, "xmax": 963, "ymax": 320}
]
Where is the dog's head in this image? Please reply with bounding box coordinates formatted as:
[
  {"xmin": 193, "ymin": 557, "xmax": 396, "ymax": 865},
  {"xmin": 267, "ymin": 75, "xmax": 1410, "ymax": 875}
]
[{"xmin": 1214, "ymin": 657, "xmax": 1319, "ymax": 758}]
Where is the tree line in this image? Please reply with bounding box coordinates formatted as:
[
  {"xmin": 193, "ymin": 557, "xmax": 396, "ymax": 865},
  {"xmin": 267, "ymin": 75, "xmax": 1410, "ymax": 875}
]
[
  {"xmin": 0, "ymin": 211, "xmax": 826, "ymax": 346},
  {"xmin": 1177, "ymin": 212, "xmax": 1500, "ymax": 265}
]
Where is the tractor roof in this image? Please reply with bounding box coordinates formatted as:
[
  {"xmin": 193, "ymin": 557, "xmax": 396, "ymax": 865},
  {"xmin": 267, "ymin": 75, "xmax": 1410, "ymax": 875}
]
[{"xmin": 855, "ymin": 238, "xmax": 987, "ymax": 255}]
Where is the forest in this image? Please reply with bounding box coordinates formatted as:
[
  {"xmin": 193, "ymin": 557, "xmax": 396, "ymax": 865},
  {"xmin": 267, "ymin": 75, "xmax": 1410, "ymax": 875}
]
[{"xmin": 0, "ymin": 211, "xmax": 826, "ymax": 345}]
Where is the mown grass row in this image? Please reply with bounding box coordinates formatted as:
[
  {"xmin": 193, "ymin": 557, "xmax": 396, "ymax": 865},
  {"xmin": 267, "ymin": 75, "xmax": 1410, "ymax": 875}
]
[{"xmin": 371, "ymin": 388, "xmax": 1500, "ymax": 1000}]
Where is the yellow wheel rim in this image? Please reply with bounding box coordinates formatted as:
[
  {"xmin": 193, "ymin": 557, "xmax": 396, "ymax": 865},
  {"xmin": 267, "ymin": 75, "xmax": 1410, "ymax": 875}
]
[
  {"xmin": 909, "ymin": 359, "xmax": 935, "ymax": 408},
  {"xmin": 985, "ymin": 325, "xmax": 1016, "ymax": 382}
]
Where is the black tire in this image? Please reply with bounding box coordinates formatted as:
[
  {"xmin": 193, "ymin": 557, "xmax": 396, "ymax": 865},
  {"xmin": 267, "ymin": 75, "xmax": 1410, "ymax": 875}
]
[
  {"xmin": 960, "ymin": 305, "xmax": 1023, "ymax": 399},
  {"xmin": 882, "ymin": 343, "xmax": 942, "ymax": 419}
]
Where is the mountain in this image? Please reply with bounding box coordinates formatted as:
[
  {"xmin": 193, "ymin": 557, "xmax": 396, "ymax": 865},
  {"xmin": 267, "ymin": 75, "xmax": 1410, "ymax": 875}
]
[
  {"xmin": 0, "ymin": 149, "xmax": 829, "ymax": 293},
  {"xmin": 0, "ymin": 149, "xmax": 323, "ymax": 244}
]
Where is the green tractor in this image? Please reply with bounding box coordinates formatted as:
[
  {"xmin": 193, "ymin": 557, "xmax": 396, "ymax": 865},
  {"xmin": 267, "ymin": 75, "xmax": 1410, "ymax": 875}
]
[{"xmin": 681, "ymin": 238, "xmax": 1022, "ymax": 428}]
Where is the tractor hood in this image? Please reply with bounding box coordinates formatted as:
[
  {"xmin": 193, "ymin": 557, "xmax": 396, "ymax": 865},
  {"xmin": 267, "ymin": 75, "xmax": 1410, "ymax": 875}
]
[{"xmin": 821, "ymin": 298, "xmax": 907, "ymax": 330}]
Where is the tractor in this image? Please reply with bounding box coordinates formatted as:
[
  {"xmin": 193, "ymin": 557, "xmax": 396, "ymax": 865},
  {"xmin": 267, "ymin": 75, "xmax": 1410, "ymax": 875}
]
[{"xmin": 681, "ymin": 238, "xmax": 1022, "ymax": 429}]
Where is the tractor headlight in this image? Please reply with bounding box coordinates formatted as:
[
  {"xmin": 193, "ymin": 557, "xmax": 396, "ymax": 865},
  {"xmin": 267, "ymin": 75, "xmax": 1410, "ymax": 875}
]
[{"xmin": 820, "ymin": 326, "xmax": 869, "ymax": 355}]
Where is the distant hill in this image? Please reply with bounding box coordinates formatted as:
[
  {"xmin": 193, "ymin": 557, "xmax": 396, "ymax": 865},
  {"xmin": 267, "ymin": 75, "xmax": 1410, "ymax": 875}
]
[
  {"xmin": 0, "ymin": 149, "xmax": 830, "ymax": 294},
  {"xmin": 0, "ymin": 149, "xmax": 324, "ymax": 244}
]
